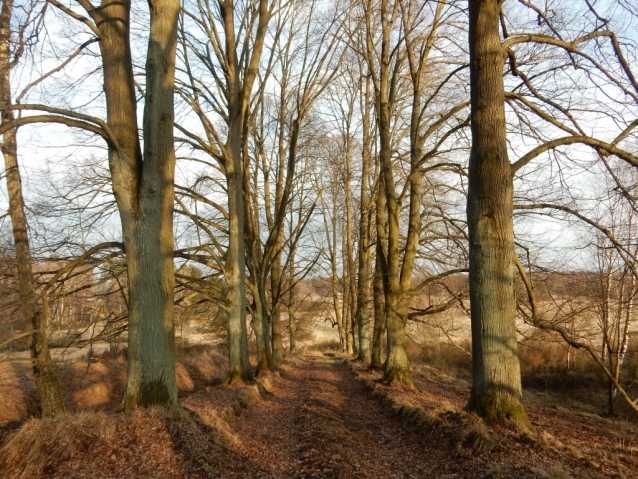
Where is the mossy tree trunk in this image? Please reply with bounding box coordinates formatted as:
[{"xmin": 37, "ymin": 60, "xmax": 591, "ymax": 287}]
[
  {"xmin": 465, "ymin": 0, "xmax": 530, "ymax": 427},
  {"xmin": 370, "ymin": 248, "xmax": 387, "ymax": 370}
]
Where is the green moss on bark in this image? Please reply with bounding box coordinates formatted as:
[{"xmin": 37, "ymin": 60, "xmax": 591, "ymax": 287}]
[
  {"xmin": 383, "ymin": 367, "xmax": 416, "ymax": 389},
  {"xmin": 139, "ymin": 381, "xmax": 174, "ymax": 407},
  {"xmin": 123, "ymin": 380, "xmax": 177, "ymax": 410},
  {"xmin": 466, "ymin": 391, "xmax": 532, "ymax": 430}
]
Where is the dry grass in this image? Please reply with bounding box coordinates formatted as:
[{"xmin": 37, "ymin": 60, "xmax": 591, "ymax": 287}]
[
  {"xmin": 152, "ymin": 406, "xmax": 226, "ymax": 478},
  {"xmin": 308, "ymin": 338, "xmax": 341, "ymax": 352},
  {"xmin": 346, "ymin": 355, "xmax": 638, "ymax": 479},
  {"xmin": 0, "ymin": 411, "xmax": 116, "ymax": 479},
  {"xmin": 237, "ymin": 385, "xmax": 261, "ymax": 408},
  {"xmin": 176, "ymin": 344, "xmax": 229, "ymax": 383},
  {"xmin": 0, "ymin": 406, "xmax": 230, "ymax": 479},
  {"xmin": 0, "ymin": 363, "xmax": 37, "ymax": 427},
  {"xmin": 0, "ymin": 344, "xmax": 235, "ymax": 479},
  {"xmin": 176, "ymin": 362, "xmax": 195, "ymax": 391},
  {"xmin": 413, "ymin": 334, "xmax": 638, "ymax": 423},
  {"xmin": 0, "ymin": 343, "xmax": 229, "ymax": 433},
  {"xmin": 459, "ymin": 419, "xmax": 495, "ymax": 453},
  {"xmin": 531, "ymin": 467, "xmax": 573, "ymax": 479}
]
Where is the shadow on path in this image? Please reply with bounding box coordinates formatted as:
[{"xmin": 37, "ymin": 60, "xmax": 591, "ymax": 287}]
[{"xmin": 221, "ymin": 355, "xmax": 444, "ymax": 479}]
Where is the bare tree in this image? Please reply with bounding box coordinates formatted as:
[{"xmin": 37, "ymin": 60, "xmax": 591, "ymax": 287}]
[
  {"xmin": 355, "ymin": 72, "xmax": 375, "ymax": 362},
  {"xmin": 360, "ymin": 0, "xmax": 468, "ymax": 385},
  {"xmin": 465, "ymin": 0, "xmax": 532, "ymax": 427},
  {"xmin": 14, "ymin": 0, "xmax": 185, "ymax": 407},
  {"xmin": 178, "ymin": 0, "xmax": 275, "ymax": 382},
  {"xmin": 465, "ymin": 0, "xmax": 638, "ymax": 423},
  {"xmin": 0, "ymin": 0, "xmax": 64, "ymax": 416}
]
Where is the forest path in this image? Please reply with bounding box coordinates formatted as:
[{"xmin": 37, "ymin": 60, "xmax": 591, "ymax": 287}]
[{"xmin": 218, "ymin": 353, "xmax": 447, "ymax": 479}]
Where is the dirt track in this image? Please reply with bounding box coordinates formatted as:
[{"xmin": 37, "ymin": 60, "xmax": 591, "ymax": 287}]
[{"xmin": 218, "ymin": 354, "xmax": 446, "ymax": 479}]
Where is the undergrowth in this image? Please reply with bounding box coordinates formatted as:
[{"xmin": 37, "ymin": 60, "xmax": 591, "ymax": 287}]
[
  {"xmin": 0, "ymin": 406, "xmax": 228, "ymax": 479},
  {"xmin": 0, "ymin": 411, "xmax": 116, "ymax": 479}
]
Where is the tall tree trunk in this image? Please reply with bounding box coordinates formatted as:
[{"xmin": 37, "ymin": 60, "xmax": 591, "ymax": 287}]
[
  {"xmin": 465, "ymin": 0, "xmax": 529, "ymax": 427},
  {"xmin": 343, "ymin": 216, "xmax": 354, "ymax": 356},
  {"xmin": 270, "ymin": 80, "xmax": 287, "ymax": 366},
  {"xmin": 371, "ymin": 247, "xmax": 387, "ymax": 370},
  {"xmin": 95, "ymin": 0, "xmax": 145, "ymax": 408},
  {"xmin": 219, "ymin": 0, "xmax": 271, "ymax": 382},
  {"xmin": 288, "ymin": 253, "xmax": 298, "ymax": 355},
  {"xmin": 249, "ymin": 287, "xmax": 271, "ymax": 373},
  {"xmin": 0, "ymin": 0, "xmax": 65, "ymax": 415},
  {"xmin": 225, "ymin": 120, "xmax": 253, "ymax": 383},
  {"xmin": 326, "ymin": 195, "xmax": 346, "ymax": 351},
  {"xmin": 344, "ymin": 136, "xmax": 357, "ymax": 356},
  {"xmin": 363, "ymin": 0, "xmax": 413, "ymax": 386},
  {"xmin": 356, "ymin": 83, "xmax": 373, "ymax": 362},
  {"xmin": 379, "ymin": 90, "xmax": 412, "ymax": 384},
  {"xmin": 245, "ymin": 159, "xmax": 272, "ymax": 374},
  {"xmin": 125, "ymin": 0, "xmax": 181, "ymax": 407},
  {"xmin": 85, "ymin": 0, "xmax": 179, "ymax": 407},
  {"xmin": 371, "ymin": 172, "xmax": 388, "ymax": 370},
  {"xmin": 270, "ymin": 233, "xmax": 285, "ymax": 364}
]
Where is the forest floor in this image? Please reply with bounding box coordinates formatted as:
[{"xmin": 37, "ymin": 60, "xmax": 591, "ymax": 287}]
[{"xmin": 0, "ymin": 350, "xmax": 637, "ymax": 478}]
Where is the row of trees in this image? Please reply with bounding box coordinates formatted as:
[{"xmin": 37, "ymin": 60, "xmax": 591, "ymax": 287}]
[{"xmin": 2, "ymin": 0, "xmax": 638, "ymax": 427}]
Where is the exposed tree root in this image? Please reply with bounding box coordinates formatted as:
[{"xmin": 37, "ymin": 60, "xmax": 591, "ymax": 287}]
[{"xmin": 224, "ymin": 370, "xmax": 252, "ymax": 385}]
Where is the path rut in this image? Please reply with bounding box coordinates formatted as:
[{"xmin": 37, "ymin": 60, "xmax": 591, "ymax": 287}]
[{"xmin": 218, "ymin": 354, "xmax": 450, "ymax": 479}]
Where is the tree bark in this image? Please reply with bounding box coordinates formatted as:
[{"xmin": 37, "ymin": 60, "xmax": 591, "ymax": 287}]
[
  {"xmin": 225, "ymin": 118, "xmax": 253, "ymax": 383},
  {"xmin": 219, "ymin": 0, "xmax": 271, "ymax": 383},
  {"xmin": 326, "ymin": 194, "xmax": 346, "ymax": 351},
  {"xmin": 0, "ymin": 0, "xmax": 65, "ymax": 416},
  {"xmin": 249, "ymin": 284, "xmax": 271, "ymax": 373},
  {"xmin": 371, "ymin": 170, "xmax": 388, "ymax": 370},
  {"xmin": 288, "ymin": 253, "xmax": 298, "ymax": 355},
  {"xmin": 465, "ymin": 0, "xmax": 530, "ymax": 427},
  {"xmin": 270, "ymin": 236, "xmax": 285, "ymax": 364},
  {"xmin": 342, "ymin": 207, "xmax": 354, "ymax": 356},
  {"xmin": 355, "ymin": 81, "xmax": 374, "ymax": 362},
  {"xmin": 126, "ymin": 0, "xmax": 181, "ymax": 407},
  {"xmin": 370, "ymin": 247, "xmax": 387, "ymax": 370},
  {"xmin": 245, "ymin": 158, "xmax": 273, "ymax": 374},
  {"xmin": 83, "ymin": 0, "xmax": 179, "ymax": 407},
  {"xmin": 362, "ymin": 0, "xmax": 413, "ymax": 386}
]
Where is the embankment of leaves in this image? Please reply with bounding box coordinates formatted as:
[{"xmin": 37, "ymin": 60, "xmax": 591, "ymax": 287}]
[
  {"xmin": 0, "ymin": 405, "xmax": 232, "ymax": 479},
  {"xmin": 0, "ymin": 367, "xmax": 284, "ymax": 479},
  {"xmin": 346, "ymin": 359, "xmax": 567, "ymax": 459}
]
